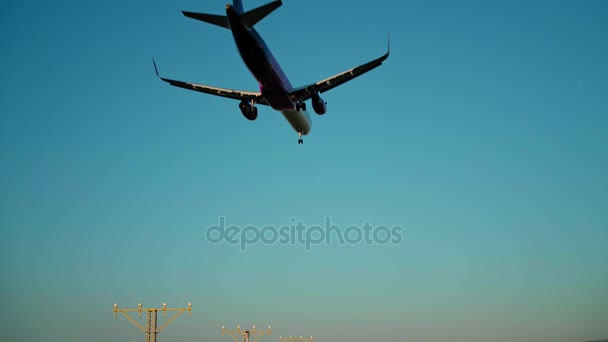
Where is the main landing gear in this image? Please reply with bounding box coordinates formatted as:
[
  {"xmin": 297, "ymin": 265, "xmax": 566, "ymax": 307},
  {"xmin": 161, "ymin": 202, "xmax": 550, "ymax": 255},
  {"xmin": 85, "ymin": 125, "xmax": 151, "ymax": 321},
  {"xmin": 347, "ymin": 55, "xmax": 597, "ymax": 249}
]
[
  {"xmin": 295, "ymin": 102, "xmax": 307, "ymax": 111},
  {"xmin": 297, "ymin": 131, "xmax": 303, "ymax": 144}
]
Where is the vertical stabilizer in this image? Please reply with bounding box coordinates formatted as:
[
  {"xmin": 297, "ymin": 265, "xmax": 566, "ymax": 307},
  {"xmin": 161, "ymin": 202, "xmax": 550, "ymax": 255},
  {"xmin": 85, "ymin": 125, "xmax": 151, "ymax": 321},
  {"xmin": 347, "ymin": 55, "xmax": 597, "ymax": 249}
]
[{"xmin": 233, "ymin": 0, "xmax": 244, "ymax": 14}]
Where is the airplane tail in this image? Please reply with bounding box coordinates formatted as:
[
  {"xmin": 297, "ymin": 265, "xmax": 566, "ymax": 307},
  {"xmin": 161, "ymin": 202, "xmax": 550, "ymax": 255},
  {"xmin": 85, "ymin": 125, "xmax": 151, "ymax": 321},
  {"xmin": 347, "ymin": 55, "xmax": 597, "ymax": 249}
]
[
  {"xmin": 233, "ymin": 0, "xmax": 245, "ymax": 14},
  {"xmin": 182, "ymin": 0, "xmax": 282, "ymax": 29}
]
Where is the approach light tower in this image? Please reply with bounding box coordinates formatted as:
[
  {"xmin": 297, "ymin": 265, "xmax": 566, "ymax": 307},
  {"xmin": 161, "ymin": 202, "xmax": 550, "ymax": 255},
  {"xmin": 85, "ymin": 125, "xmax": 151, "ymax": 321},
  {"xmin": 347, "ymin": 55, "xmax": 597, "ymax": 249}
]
[
  {"xmin": 113, "ymin": 303, "xmax": 192, "ymax": 342},
  {"xmin": 222, "ymin": 325, "xmax": 272, "ymax": 342},
  {"xmin": 279, "ymin": 336, "xmax": 313, "ymax": 342}
]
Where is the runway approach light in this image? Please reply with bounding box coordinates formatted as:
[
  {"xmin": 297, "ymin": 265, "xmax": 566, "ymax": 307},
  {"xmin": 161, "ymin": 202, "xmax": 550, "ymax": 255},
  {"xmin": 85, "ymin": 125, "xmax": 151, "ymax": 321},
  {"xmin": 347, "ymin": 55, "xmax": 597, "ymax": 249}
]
[
  {"xmin": 279, "ymin": 335, "xmax": 314, "ymax": 342},
  {"xmin": 222, "ymin": 324, "xmax": 271, "ymax": 342},
  {"xmin": 113, "ymin": 302, "xmax": 192, "ymax": 341}
]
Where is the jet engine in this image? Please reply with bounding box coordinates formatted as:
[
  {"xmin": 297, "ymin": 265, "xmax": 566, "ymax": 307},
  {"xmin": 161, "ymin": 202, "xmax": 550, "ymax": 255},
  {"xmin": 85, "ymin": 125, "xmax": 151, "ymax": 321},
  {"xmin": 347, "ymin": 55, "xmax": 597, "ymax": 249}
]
[
  {"xmin": 311, "ymin": 94, "xmax": 327, "ymax": 115},
  {"xmin": 239, "ymin": 101, "xmax": 258, "ymax": 120}
]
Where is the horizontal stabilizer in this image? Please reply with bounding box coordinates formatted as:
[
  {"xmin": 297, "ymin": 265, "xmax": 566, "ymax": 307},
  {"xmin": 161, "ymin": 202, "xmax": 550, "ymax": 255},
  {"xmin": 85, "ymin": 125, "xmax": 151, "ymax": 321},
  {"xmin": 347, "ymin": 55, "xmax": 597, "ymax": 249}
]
[
  {"xmin": 182, "ymin": 0, "xmax": 282, "ymax": 29},
  {"xmin": 241, "ymin": 0, "xmax": 282, "ymax": 28},
  {"xmin": 182, "ymin": 11, "xmax": 229, "ymax": 29}
]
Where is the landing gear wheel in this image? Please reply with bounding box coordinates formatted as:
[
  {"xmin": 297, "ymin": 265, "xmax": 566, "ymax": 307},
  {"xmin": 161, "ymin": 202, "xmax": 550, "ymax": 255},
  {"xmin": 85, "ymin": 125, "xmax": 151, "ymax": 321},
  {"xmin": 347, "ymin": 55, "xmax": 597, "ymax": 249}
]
[
  {"xmin": 296, "ymin": 103, "xmax": 301, "ymax": 111},
  {"xmin": 301, "ymin": 102, "xmax": 307, "ymax": 111},
  {"xmin": 297, "ymin": 131, "xmax": 303, "ymax": 144}
]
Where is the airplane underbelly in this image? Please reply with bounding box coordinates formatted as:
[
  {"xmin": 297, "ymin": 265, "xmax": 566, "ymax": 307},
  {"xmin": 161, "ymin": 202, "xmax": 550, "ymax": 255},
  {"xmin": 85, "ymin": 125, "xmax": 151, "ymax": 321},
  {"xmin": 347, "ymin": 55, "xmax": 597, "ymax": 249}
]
[
  {"xmin": 281, "ymin": 110, "xmax": 312, "ymax": 135},
  {"xmin": 264, "ymin": 93, "xmax": 294, "ymax": 111},
  {"xmin": 260, "ymin": 79, "xmax": 294, "ymax": 111}
]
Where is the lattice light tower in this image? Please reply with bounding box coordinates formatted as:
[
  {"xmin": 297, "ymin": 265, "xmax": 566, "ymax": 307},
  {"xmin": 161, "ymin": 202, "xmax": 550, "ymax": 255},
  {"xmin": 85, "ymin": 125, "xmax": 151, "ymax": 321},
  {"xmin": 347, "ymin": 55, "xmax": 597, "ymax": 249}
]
[
  {"xmin": 279, "ymin": 335, "xmax": 313, "ymax": 342},
  {"xmin": 113, "ymin": 303, "xmax": 192, "ymax": 342},
  {"xmin": 222, "ymin": 325, "xmax": 272, "ymax": 342}
]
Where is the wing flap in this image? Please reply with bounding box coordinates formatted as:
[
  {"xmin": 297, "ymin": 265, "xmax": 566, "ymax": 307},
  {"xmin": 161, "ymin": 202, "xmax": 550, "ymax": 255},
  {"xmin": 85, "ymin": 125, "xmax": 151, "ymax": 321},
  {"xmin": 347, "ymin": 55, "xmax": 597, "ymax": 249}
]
[
  {"xmin": 289, "ymin": 38, "xmax": 390, "ymax": 101},
  {"xmin": 152, "ymin": 59, "xmax": 268, "ymax": 105}
]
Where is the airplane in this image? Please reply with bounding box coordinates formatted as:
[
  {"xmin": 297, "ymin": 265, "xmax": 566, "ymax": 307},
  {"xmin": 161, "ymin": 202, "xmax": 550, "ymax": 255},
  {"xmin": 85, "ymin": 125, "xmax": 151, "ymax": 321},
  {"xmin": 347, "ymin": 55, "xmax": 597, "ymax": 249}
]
[{"xmin": 153, "ymin": 0, "xmax": 389, "ymax": 144}]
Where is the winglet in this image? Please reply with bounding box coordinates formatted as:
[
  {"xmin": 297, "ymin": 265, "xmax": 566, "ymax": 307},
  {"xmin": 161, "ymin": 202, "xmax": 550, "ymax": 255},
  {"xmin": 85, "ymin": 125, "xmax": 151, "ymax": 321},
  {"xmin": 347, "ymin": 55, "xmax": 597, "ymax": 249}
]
[{"xmin": 153, "ymin": 58, "xmax": 159, "ymax": 77}]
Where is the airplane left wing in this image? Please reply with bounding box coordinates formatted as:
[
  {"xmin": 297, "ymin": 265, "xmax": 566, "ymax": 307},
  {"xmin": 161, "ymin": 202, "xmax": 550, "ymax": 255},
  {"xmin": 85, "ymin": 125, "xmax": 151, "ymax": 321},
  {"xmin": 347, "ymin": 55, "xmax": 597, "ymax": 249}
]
[
  {"xmin": 288, "ymin": 37, "xmax": 390, "ymax": 102},
  {"xmin": 153, "ymin": 59, "xmax": 268, "ymax": 105}
]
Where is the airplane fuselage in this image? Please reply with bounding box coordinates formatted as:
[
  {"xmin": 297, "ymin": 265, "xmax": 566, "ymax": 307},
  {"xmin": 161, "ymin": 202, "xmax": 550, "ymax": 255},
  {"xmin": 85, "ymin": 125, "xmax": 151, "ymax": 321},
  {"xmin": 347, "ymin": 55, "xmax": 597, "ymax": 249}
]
[{"xmin": 225, "ymin": 4, "xmax": 311, "ymax": 135}]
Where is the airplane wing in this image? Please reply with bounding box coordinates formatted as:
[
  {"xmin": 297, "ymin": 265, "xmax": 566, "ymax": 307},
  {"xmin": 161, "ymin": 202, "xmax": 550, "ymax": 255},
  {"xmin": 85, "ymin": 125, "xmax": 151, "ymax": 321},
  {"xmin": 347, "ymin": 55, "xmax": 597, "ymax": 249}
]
[
  {"xmin": 288, "ymin": 38, "xmax": 390, "ymax": 102},
  {"xmin": 152, "ymin": 59, "xmax": 269, "ymax": 105}
]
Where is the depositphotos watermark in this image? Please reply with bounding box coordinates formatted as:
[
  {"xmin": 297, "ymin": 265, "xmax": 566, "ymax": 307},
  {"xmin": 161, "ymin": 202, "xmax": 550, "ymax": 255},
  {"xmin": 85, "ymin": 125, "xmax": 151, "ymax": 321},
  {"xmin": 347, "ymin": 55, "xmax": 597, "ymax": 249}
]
[{"xmin": 205, "ymin": 216, "xmax": 403, "ymax": 251}]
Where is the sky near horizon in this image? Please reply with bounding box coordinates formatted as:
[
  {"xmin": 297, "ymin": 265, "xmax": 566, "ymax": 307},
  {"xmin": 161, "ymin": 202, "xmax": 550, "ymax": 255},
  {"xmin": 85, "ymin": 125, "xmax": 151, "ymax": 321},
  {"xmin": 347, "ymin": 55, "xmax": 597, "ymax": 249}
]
[{"xmin": 1, "ymin": 0, "xmax": 607, "ymax": 341}]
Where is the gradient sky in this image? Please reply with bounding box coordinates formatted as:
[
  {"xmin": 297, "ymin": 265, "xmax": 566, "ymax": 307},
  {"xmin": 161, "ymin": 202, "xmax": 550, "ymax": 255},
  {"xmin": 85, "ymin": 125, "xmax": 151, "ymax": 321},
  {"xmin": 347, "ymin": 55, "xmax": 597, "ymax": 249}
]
[{"xmin": 1, "ymin": 1, "xmax": 607, "ymax": 341}]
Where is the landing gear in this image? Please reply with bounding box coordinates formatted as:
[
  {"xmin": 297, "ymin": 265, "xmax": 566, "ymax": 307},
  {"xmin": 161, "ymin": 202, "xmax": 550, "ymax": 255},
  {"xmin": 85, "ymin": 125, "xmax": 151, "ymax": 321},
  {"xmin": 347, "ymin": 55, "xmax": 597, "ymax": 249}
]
[
  {"xmin": 295, "ymin": 101, "xmax": 306, "ymax": 112},
  {"xmin": 297, "ymin": 131, "xmax": 303, "ymax": 144}
]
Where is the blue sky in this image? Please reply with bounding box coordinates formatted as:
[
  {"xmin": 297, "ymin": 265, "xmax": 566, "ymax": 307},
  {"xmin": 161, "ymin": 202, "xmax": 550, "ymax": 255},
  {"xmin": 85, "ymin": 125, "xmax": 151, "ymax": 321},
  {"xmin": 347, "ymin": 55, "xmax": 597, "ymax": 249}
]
[{"xmin": 1, "ymin": 0, "xmax": 607, "ymax": 341}]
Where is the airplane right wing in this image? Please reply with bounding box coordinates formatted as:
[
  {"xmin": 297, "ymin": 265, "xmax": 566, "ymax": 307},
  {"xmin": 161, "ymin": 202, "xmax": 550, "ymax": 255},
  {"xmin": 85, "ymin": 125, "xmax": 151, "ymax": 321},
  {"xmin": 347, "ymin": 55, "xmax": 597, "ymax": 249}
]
[
  {"xmin": 288, "ymin": 38, "xmax": 390, "ymax": 102},
  {"xmin": 152, "ymin": 59, "xmax": 269, "ymax": 105}
]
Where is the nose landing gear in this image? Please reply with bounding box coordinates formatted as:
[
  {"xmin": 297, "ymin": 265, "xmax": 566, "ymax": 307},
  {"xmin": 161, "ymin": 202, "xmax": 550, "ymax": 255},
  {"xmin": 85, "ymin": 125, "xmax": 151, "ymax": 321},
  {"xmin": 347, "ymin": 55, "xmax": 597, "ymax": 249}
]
[{"xmin": 297, "ymin": 131, "xmax": 303, "ymax": 144}]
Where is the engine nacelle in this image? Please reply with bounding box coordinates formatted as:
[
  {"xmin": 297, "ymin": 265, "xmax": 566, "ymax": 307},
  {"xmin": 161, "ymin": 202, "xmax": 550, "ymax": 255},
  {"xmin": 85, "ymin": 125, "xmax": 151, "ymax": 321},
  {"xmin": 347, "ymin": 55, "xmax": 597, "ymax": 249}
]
[
  {"xmin": 239, "ymin": 101, "xmax": 258, "ymax": 121},
  {"xmin": 311, "ymin": 94, "xmax": 327, "ymax": 115}
]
